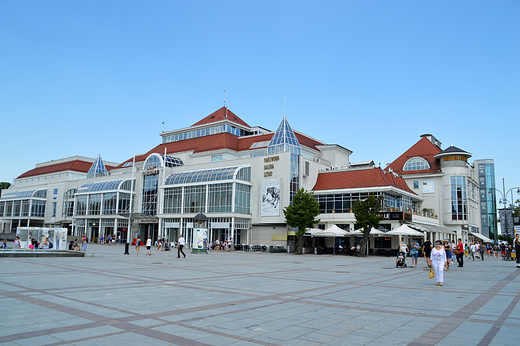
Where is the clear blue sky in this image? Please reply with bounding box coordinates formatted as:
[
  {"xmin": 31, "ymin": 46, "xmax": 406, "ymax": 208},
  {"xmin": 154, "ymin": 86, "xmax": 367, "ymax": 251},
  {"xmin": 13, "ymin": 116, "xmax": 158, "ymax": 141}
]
[{"xmin": 1, "ymin": 1, "xmax": 519, "ymax": 199}]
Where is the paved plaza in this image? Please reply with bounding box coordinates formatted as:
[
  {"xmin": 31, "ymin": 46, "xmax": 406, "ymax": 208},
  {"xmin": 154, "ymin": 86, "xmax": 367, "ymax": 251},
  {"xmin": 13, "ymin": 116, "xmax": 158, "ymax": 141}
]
[{"xmin": 0, "ymin": 244, "xmax": 519, "ymax": 346}]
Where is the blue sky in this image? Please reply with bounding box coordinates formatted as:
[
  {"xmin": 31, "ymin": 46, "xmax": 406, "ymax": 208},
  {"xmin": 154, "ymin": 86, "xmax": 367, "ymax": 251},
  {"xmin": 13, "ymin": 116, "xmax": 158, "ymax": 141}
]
[{"xmin": 1, "ymin": 1, "xmax": 519, "ymax": 200}]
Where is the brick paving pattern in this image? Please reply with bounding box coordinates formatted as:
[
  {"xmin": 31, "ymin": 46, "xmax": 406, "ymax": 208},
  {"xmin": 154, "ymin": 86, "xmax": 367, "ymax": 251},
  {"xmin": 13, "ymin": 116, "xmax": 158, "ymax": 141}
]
[{"xmin": 0, "ymin": 245, "xmax": 518, "ymax": 345}]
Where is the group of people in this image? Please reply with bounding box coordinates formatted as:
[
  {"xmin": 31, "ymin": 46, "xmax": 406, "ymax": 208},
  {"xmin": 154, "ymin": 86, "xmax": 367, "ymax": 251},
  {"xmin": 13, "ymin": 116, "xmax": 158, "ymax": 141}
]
[
  {"xmin": 399, "ymin": 236, "xmax": 519, "ymax": 287},
  {"xmin": 99, "ymin": 234, "xmax": 120, "ymax": 246},
  {"xmin": 134, "ymin": 235, "xmax": 186, "ymax": 258},
  {"xmin": 68, "ymin": 238, "xmax": 87, "ymax": 251},
  {"xmin": 209, "ymin": 238, "xmax": 232, "ymax": 252}
]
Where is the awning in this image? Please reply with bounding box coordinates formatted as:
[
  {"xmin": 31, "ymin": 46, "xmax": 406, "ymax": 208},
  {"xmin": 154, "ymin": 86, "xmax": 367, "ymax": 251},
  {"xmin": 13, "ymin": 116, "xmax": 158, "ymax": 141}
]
[
  {"xmin": 406, "ymin": 222, "xmax": 457, "ymax": 235},
  {"xmin": 469, "ymin": 232, "xmax": 492, "ymax": 243}
]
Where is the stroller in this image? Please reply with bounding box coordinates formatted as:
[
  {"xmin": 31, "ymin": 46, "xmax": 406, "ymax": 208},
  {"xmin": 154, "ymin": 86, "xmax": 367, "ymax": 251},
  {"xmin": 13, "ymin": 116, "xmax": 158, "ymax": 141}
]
[{"xmin": 396, "ymin": 251, "xmax": 407, "ymax": 268}]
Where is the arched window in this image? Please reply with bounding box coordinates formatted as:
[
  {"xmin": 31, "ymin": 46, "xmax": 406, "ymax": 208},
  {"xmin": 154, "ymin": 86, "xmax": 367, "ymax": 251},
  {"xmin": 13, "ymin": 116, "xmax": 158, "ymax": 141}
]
[{"xmin": 403, "ymin": 157, "xmax": 430, "ymax": 171}]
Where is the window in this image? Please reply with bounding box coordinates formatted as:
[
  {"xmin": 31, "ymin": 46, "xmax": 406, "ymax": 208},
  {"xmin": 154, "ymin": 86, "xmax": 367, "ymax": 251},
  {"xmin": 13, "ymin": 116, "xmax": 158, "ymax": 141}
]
[
  {"xmin": 413, "ymin": 181, "xmax": 419, "ymax": 189},
  {"xmin": 103, "ymin": 192, "xmax": 117, "ymax": 215},
  {"xmin": 163, "ymin": 187, "xmax": 182, "ymax": 214},
  {"xmin": 451, "ymin": 176, "xmax": 468, "ymax": 221},
  {"xmin": 208, "ymin": 183, "xmax": 232, "ymax": 213},
  {"xmin": 403, "ymin": 157, "xmax": 430, "ymax": 171},
  {"xmin": 88, "ymin": 194, "xmax": 102, "ymax": 215},
  {"xmin": 52, "ymin": 202, "xmax": 57, "ymax": 217},
  {"xmin": 183, "ymin": 186, "xmax": 206, "ymax": 214}
]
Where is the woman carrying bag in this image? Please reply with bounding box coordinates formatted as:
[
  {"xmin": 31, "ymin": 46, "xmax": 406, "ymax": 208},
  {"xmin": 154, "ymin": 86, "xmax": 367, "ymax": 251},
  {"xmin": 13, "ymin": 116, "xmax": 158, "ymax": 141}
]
[{"xmin": 431, "ymin": 240, "xmax": 447, "ymax": 286}]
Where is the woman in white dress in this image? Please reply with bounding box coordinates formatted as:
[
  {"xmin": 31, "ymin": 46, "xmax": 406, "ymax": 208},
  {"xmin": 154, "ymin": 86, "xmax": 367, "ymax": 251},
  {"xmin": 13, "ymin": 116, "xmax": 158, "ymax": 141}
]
[{"xmin": 431, "ymin": 240, "xmax": 447, "ymax": 286}]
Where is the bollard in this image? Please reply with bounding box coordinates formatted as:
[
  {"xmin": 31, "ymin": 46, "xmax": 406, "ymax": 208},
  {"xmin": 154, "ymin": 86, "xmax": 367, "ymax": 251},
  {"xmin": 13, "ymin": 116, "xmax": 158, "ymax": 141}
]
[{"xmin": 124, "ymin": 242, "xmax": 130, "ymax": 255}]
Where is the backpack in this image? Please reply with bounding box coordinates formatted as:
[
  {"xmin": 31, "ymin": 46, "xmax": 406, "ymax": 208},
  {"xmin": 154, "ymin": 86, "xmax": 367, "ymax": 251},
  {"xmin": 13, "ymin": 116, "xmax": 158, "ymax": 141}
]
[{"xmin": 49, "ymin": 241, "xmax": 53, "ymax": 249}]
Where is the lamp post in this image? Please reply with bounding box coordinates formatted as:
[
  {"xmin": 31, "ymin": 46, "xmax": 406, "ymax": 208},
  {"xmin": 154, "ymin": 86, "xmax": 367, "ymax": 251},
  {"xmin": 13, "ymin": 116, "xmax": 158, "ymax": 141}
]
[{"xmin": 490, "ymin": 178, "xmax": 520, "ymax": 237}]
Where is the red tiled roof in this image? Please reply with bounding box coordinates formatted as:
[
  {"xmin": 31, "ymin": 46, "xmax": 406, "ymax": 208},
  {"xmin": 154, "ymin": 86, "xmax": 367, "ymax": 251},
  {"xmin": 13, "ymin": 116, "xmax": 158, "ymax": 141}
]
[
  {"xmin": 385, "ymin": 137, "xmax": 442, "ymax": 175},
  {"xmin": 119, "ymin": 130, "xmax": 327, "ymax": 168},
  {"xmin": 312, "ymin": 168, "xmax": 416, "ymax": 195},
  {"xmin": 17, "ymin": 160, "xmax": 117, "ymax": 179},
  {"xmin": 191, "ymin": 107, "xmax": 251, "ymax": 128}
]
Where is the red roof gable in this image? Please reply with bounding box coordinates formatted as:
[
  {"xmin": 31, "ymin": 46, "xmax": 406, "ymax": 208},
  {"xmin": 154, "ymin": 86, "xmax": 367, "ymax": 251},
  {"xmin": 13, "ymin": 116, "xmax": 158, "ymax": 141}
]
[
  {"xmin": 312, "ymin": 168, "xmax": 416, "ymax": 195},
  {"xmin": 17, "ymin": 160, "xmax": 117, "ymax": 179},
  {"xmin": 192, "ymin": 107, "xmax": 251, "ymax": 128},
  {"xmin": 385, "ymin": 137, "xmax": 442, "ymax": 175}
]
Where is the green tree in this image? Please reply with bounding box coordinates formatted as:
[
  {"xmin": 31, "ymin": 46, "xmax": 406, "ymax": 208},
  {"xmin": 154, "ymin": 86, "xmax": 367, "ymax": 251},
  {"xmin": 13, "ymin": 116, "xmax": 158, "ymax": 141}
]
[
  {"xmin": 352, "ymin": 194, "xmax": 383, "ymax": 256},
  {"xmin": 0, "ymin": 182, "xmax": 11, "ymax": 197},
  {"xmin": 283, "ymin": 188, "xmax": 320, "ymax": 255}
]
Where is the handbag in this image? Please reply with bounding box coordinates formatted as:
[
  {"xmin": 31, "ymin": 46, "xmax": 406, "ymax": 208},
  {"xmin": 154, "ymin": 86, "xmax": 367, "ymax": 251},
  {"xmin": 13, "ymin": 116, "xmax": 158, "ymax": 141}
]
[
  {"xmin": 429, "ymin": 267, "xmax": 434, "ymax": 279},
  {"xmin": 454, "ymin": 248, "xmax": 461, "ymax": 255}
]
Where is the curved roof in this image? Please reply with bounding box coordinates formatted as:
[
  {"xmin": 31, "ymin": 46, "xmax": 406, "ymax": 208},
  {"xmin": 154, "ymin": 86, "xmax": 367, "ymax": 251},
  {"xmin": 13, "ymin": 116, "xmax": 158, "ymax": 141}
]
[
  {"xmin": 77, "ymin": 180, "xmax": 131, "ymax": 193},
  {"xmin": 433, "ymin": 145, "xmax": 472, "ymax": 159},
  {"xmin": 165, "ymin": 166, "xmax": 250, "ymax": 185},
  {"xmin": 0, "ymin": 190, "xmax": 46, "ymax": 200},
  {"xmin": 385, "ymin": 137, "xmax": 442, "ymax": 175}
]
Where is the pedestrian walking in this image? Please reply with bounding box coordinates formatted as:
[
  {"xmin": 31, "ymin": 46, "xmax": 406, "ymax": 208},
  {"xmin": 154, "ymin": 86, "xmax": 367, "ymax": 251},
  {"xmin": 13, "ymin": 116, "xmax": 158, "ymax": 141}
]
[
  {"xmin": 443, "ymin": 239, "xmax": 452, "ymax": 270},
  {"xmin": 431, "ymin": 240, "xmax": 447, "ymax": 286},
  {"xmin": 456, "ymin": 238, "xmax": 464, "ymax": 267},
  {"xmin": 470, "ymin": 243, "xmax": 476, "ymax": 261},
  {"xmin": 479, "ymin": 241, "xmax": 486, "ymax": 261},
  {"xmin": 135, "ymin": 236, "xmax": 141, "ymax": 255},
  {"xmin": 146, "ymin": 236, "xmax": 152, "ymax": 256},
  {"xmin": 178, "ymin": 235, "xmax": 186, "ymax": 258},
  {"xmin": 410, "ymin": 240, "xmax": 420, "ymax": 268},
  {"xmin": 422, "ymin": 238, "xmax": 432, "ymax": 267}
]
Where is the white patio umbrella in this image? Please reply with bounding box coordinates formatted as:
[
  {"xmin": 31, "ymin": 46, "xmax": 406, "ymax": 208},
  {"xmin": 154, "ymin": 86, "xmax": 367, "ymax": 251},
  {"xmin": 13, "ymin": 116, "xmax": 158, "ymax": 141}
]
[
  {"xmin": 386, "ymin": 224, "xmax": 424, "ymax": 236},
  {"xmin": 350, "ymin": 227, "xmax": 385, "ymax": 236}
]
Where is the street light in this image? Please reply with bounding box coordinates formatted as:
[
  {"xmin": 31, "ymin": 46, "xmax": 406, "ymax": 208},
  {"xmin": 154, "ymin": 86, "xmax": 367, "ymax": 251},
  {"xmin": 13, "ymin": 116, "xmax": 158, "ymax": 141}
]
[{"xmin": 489, "ymin": 178, "xmax": 520, "ymax": 237}]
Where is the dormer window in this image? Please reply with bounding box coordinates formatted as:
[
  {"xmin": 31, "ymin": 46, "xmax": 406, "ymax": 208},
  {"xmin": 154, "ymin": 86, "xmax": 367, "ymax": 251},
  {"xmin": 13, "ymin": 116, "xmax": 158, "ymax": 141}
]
[{"xmin": 403, "ymin": 157, "xmax": 430, "ymax": 171}]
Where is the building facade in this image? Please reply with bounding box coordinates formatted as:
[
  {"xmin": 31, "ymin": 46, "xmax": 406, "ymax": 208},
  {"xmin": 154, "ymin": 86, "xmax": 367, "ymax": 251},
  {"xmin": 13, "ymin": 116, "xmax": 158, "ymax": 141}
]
[{"xmin": 0, "ymin": 108, "xmax": 494, "ymax": 247}]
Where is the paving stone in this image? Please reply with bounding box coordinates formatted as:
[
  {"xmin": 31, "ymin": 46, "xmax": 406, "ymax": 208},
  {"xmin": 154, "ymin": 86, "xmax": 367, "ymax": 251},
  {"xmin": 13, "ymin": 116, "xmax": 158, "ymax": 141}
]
[{"xmin": 0, "ymin": 244, "xmax": 518, "ymax": 346}]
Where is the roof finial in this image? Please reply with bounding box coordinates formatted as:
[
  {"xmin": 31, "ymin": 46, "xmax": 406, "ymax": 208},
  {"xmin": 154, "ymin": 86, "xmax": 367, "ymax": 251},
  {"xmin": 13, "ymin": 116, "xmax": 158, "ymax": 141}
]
[
  {"xmin": 284, "ymin": 96, "xmax": 286, "ymax": 118},
  {"xmin": 451, "ymin": 131, "xmax": 453, "ymax": 147},
  {"xmin": 223, "ymin": 89, "xmax": 226, "ymax": 108}
]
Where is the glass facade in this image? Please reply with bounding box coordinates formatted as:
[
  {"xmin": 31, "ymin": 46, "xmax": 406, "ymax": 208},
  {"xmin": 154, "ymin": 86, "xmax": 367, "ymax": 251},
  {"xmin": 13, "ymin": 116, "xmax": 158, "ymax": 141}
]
[
  {"xmin": 314, "ymin": 192, "xmax": 415, "ymax": 214},
  {"xmin": 162, "ymin": 124, "xmax": 254, "ymax": 144},
  {"xmin": 142, "ymin": 173, "xmax": 159, "ymax": 215},
  {"xmin": 183, "ymin": 186, "xmax": 206, "ymax": 214},
  {"xmin": 451, "ymin": 176, "xmax": 468, "ymax": 221},
  {"xmin": 478, "ymin": 161, "xmax": 497, "ymax": 241},
  {"xmin": 163, "ymin": 187, "xmax": 182, "ymax": 214}
]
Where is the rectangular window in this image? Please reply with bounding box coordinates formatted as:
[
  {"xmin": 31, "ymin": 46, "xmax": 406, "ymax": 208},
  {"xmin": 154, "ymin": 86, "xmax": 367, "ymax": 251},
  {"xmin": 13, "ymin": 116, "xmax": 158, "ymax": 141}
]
[
  {"xmin": 65, "ymin": 201, "xmax": 74, "ymax": 216},
  {"xmin": 413, "ymin": 181, "xmax": 419, "ymax": 189},
  {"xmin": 208, "ymin": 183, "xmax": 233, "ymax": 213},
  {"xmin": 118, "ymin": 193, "xmax": 131, "ymax": 213},
  {"xmin": 75, "ymin": 195, "xmax": 87, "ymax": 215},
  {"xmin": 52, "ymin": 202, "xmax": 57, "ymax": 217},
  {"xmin": 88, "ymin": 194, "xmax": 102, "ymax": 215},
  {"xmin": 183, "ymin": 186, "xmax": 206, "ymax": 214},
  {"xmin": 103, "ymin": 192, "xmax": 117, "ymax": 215},
  {"xmin": 163, "ymin": 187, "xmax": 182, "ymax": 214}
]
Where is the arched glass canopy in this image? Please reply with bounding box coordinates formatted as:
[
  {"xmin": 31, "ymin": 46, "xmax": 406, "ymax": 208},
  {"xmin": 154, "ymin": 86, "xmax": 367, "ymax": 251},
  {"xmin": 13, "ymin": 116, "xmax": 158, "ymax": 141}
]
[
  {"xmin": 0, "ymin": 189, "xmax": 47, "ymax": 200},
  {"xmin": 77, "ymin": 179, "xmax": 133, "ymax": 193},
  {"xmin": 144, "ymin": 153, "xmax": 184, "ymax": 170},
  {"xmin": 165, "ymin": 166, "xmax": 251, "ymax": 185},
  {"xmin": 403, "ymin": 157, "xmax": 430, "ymax": 171}
]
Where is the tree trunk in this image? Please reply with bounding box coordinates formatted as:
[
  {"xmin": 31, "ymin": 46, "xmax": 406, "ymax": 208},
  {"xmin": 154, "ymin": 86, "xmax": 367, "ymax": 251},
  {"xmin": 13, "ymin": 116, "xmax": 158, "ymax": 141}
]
[
  {"xmin": 296, "ymin": 235, "xmax": 304, "ymax": 255},
  {"xmin": 359, "ymin": 228, "xmax": 370, "ymax": 256}
]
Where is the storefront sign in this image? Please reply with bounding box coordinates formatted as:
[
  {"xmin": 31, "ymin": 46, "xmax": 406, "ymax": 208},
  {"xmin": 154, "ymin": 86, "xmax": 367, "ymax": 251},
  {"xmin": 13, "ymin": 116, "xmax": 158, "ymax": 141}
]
[
  {"xmin": 272, "ymin": 235, "xmax": 287, "ymax": 241},
  {"xmin": 264, "ymin": 156, "xmax": 279, "ymax": 163},
  {"xmin": 165, "ymin": 222, "xmax": 180, "ymax": 228},
  {"xmin": 443, "ymin": 156, "xmax": 467, "ymax": 161},
  {"xmin": 211, "ymin": 222, "xmax": 230, "ymax": 228},
  {"xmin": 379, "ymin": 212, "xmax": 412, "ymax": 221}
]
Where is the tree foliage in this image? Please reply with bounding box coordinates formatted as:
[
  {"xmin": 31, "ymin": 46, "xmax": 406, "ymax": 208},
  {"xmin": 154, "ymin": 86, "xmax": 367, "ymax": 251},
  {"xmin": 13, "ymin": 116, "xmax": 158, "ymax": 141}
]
[
  {"xmin": 352, "ymin": 193, "xmax": 383, "ymax": 256},
  {"xmin": 283, "ymin": 188, "xmax": 320, "ymax": 255},
  {"xmin": 0, "ymin": 182, "xmax": 11, "ymax": 197}
]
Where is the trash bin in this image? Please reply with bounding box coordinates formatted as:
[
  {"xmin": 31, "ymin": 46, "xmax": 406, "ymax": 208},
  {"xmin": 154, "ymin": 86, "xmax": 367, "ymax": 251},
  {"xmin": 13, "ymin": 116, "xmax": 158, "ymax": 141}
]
[{"xmin": 124, "ymin": 242, "xmax": 130, "ymax": 255}]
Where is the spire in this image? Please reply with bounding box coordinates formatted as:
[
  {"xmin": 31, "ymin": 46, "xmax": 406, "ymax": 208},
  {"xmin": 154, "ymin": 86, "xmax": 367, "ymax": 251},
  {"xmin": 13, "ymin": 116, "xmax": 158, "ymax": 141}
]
[
  {"xmin": 87, "ymin": 155, "xmax": 109, "ymax": 178},
  {"xmin": 268, "ymin": 117, "xmax": 301, "ymax": 155}
]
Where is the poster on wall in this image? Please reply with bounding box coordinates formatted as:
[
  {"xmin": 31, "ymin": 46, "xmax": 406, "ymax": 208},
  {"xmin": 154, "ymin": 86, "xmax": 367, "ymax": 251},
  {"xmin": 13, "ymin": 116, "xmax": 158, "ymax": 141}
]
[
  {"xmin": 422, "ymin": 181, "xmax": 435, "ymax": 193},
  {"xmin": 261, "ymin": 178, "xmax": 281, "ymax": 216},
  {"xmin": 53, "ymin": 228, "xmax": 68, "ymax": 250}
]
